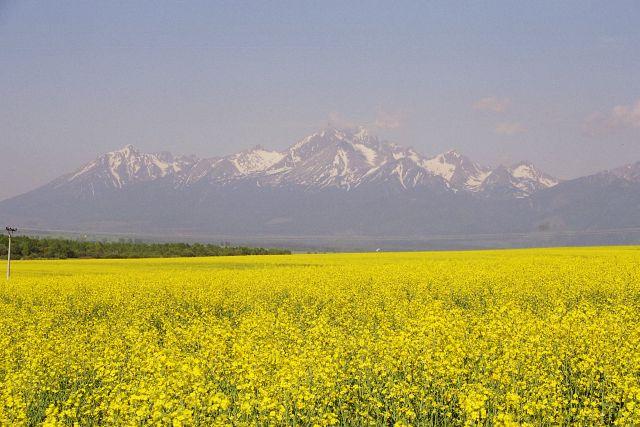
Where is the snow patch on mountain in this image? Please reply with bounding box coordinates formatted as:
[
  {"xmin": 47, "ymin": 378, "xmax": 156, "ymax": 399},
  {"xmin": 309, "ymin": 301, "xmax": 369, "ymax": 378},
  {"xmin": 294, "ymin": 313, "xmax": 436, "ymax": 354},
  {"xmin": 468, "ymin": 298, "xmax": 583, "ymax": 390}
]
[
  {"xmin": 229, "ymin": 146, "xmax": 285, "ymax": 174},
  {"xmin": 510, "ymin": 162, "xmax": 559, "ymax": 189},
  {"xmin": 59, "ymin": 128, "xmax": 559, "ymax": 197},
  {"xmin": 68, "ymin": 161, "xmax": 99, "ymax": 182},
  {"xmin": 353, "ymin": 143, "xmax": 377, "ymax": 166},
  {"xmin": 465, "ymin": 171, "xmax": 491, "ymax": 190},
  {"xmin": 511, "ymin": 164, "xmax": 536, "ymax": 180},
  {"xmin": 424, "ymin": 153, "xmax": 457, "ymax": 181}
]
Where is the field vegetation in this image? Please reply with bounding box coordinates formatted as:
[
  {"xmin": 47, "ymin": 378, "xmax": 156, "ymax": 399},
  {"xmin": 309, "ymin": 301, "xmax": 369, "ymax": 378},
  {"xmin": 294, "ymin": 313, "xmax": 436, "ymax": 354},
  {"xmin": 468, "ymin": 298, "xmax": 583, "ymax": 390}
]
[{"xmin": 1, "ymin": 247, "xmax": 639, "ymax": 425}]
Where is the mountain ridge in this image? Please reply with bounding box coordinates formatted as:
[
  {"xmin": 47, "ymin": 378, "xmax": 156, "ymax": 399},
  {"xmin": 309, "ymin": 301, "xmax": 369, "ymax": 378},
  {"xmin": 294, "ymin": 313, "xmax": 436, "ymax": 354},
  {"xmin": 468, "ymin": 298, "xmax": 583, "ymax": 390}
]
[
  {"xmin": 54, "ymin": 126, "xmax": 559, "ymax": 197},
  {"xmin": 2, "ymin": 126, "xmax": 640, "ymax": 247}
]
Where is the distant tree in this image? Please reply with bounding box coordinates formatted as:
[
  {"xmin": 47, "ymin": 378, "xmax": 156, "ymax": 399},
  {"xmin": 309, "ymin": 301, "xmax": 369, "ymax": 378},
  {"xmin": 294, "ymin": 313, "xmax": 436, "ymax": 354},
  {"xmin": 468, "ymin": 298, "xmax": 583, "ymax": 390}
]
[{"xmin": 0, "ymin": 235, "xmax": 289, "ymax": 260}]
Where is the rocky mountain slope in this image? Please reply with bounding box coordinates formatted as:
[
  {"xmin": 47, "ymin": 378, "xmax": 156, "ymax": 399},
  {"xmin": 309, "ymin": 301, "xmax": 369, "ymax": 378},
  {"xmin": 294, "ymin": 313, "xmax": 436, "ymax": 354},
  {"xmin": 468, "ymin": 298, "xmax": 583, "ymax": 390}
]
[
  {"xmin": 49, "ymin": 127, "xmax": 558, "ymax": 197},
  {"xmin": 2, "ymin": 127, "xmax": 639, "ymax": 246}
]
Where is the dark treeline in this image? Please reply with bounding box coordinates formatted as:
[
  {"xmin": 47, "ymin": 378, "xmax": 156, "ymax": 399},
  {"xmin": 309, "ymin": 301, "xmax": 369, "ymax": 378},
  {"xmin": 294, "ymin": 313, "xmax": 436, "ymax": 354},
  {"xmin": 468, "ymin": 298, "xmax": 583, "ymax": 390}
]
[{"xmin": 0, "ymin": 235, "xmax": 290, "ymax": 259}]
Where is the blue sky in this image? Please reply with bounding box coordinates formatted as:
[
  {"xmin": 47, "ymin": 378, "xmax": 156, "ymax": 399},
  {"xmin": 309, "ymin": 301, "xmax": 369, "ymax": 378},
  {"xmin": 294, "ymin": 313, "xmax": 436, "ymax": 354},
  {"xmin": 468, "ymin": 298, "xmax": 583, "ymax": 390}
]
[{"xmin": 1, "ymin": 1, "xmax": 639, "ymax": 199}]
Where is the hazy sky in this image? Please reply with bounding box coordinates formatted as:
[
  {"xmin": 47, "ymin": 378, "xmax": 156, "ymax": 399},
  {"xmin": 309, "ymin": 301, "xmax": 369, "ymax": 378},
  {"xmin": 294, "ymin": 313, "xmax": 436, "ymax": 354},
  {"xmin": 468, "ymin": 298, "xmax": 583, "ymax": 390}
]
[{"xmin": 1, "ymin": 1, "xmax": 639, "ymax": 200}]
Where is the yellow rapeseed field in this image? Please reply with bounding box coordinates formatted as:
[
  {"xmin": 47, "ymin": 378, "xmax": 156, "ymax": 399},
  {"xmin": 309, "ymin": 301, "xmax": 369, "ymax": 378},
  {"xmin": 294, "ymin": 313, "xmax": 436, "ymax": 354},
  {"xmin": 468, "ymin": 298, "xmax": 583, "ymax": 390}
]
[{"xmin": 1, "ymin": 247, "xmax": 640, "ymax": 426}]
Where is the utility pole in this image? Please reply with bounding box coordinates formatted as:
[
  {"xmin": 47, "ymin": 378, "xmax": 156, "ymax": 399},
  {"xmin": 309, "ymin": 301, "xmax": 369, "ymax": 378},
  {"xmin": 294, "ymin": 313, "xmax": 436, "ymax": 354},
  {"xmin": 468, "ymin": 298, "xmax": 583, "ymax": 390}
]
[{"xmin": 5, "ymin": 227, "xmax": 16, "ymax": 280}]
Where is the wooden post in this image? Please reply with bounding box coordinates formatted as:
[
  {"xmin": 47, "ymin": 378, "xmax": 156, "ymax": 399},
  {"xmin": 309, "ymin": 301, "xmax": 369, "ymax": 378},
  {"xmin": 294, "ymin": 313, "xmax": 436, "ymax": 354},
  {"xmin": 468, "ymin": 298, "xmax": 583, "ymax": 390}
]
[
  {"xmin": 5, "ymin": 227, "xmax": 16, "ymax": 280},
  {"xmin": 6, "ymin": 233, "xmax": 10, "ymax": 280}
]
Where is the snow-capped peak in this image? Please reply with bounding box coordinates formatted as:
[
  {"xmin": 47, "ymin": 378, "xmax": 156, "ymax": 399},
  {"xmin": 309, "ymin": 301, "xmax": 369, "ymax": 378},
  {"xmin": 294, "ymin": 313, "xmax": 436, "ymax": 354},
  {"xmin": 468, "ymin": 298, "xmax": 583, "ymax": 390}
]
[
  {"xmin": 421, "ymin": 149, "xmax": 488, "ymax": 189},
  {"xmin": 65, "ymin": 145, "xmax": 198, "ymax": 190},
  {"xmin": 477, "ymin": 160, "xmax": 559, "ymax": 198},
  {"xmin": 423, "ymin": 151, "xmax": 462, "ymax": 180},
  {"xmin": 115, "ymin": 144, "xmax": 140, "ymax": 156},
  {"xmin": 59, "ymin": 127, "xmax": 559, "ymax": 198},
  {"xmin": 442, "ymin": 149, "xmax": 461, "ymax": 158},
  {"xmin": 228, "ymin": 146, "xmax": 285, "ymax": 174},
  {"xmin": 354, "ymin": 126, "xmax": 369, "ymax": 138},
  {"xmin": 509, "ymin": 161, "xmax": 559, "ymax": 188},
  {"xmin": 510, "ymin": 162, "xmax": 537, "ymax": 180}
]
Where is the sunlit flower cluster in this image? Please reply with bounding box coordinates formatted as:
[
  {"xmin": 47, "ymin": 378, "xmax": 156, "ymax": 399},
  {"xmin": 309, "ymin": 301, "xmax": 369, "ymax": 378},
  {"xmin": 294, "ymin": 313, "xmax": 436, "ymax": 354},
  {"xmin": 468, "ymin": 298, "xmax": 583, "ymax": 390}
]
[{"xmin": 1, "ymin": 247, "xmax": 639, "ymax": 425}]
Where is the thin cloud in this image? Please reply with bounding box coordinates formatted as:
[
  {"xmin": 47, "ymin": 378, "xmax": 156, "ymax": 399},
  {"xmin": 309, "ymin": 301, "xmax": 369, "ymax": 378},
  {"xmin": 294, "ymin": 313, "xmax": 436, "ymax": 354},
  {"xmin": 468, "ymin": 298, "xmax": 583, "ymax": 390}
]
[
  {"xmin": 584, "ymin": 99, "xmax": 640, "ymax": 135},
  {"xmin": 373, "ymin": 109, "xmax": 404, "ymax": 129},
  {"xmin": 494, "ymin": 122, "xmax": 526, "ymax": 136},
  {"xmin": 327, "ymin": 109, "xmax": 405, "ymax": 130},
  {"xmin": 473, "ymin": 96, "xmax": 510, "ymax": 113},
  {"xmin": 327, "ymin": 112, "xmax": 356, "ymax": 129},
  {"xmin": 582, "ymin": 113, "xmax": 608, "ymax": 136},
  {"xmin": 610, "ymin": 100, "xmax": 640, "ymax": 128}
]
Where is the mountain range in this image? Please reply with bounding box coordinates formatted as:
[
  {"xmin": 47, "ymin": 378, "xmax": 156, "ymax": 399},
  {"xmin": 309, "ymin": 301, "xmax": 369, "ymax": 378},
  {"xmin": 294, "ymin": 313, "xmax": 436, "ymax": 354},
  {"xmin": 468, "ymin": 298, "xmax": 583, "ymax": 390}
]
[{"xmin": 2, "ymin": 127, "xmax": 640, "ymax": 248}]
